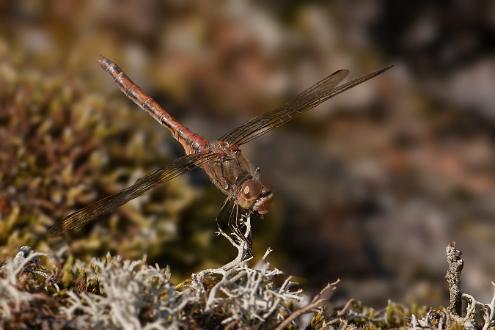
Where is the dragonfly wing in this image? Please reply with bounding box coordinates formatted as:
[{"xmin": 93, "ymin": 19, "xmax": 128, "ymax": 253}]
[
  {"xmin": 48, "ymin": 151, "xmax": 218, "ymax": 235},
  {"xmin": 220, "ymin": 65, "xmax": 392, "ymax": 145}
]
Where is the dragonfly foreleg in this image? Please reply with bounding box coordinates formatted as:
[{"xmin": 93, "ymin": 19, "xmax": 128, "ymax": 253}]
[
  {"xmin": 228, "ymin": 205, "xmax": 253, "ymax": 258},
  {"xmin": 215, "ymin": 198, "xmax": 253, "ymax": 259}
]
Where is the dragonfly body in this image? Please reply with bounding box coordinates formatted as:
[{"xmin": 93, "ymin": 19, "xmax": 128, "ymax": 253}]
[
  {"xmin": 49, "ymin": 56, "xmax": 391, "ymax": 235},
  {"xmin": 201, "ymin": 140, "xmax": 272, "ymax": 214},
  {"xmin": 99, "ymin": 57, "xmax": 273, "ymax": 215}
]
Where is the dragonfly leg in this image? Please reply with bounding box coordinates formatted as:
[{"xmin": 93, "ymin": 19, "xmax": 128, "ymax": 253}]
[
  {"xmin": 229, "ymin": 205, "xmax": 253, "ymax": 258},
  {"xmin": 239, "ymin": 208, "xmax": 254, "ymax": 258},
  {"xmin": 215, "ymin": 198, "xmax": 253, "ymax": 259},
  {"xmin": 230, "ymin": 206, "xmax": 242, "ymax": 242},
  {"xmin": 215, "ymin": 198, "xmax": 232, "ymax": 234},
  {"xmin": 227, "ymin": 204, "xmax": 239, "ymax": 242}
]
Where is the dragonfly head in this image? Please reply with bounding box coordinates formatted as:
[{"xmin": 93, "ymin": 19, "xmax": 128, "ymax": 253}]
[{"xmin": 238, "ymin": 179, "xmax": 273, "ymax": 215}]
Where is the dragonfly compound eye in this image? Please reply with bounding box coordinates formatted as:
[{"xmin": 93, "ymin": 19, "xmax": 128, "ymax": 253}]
[
  {"xmin": 238, "ymin": 179, "xmax": 273, "ymax": 215},
  {"xmin": 241, "ymin": 180, "xmax": 260, "ymax": 200}
]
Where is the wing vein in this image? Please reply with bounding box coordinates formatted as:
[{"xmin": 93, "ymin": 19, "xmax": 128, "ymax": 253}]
[
  {"xmin": 49, "ymin": 151, "xmax": 218, "ymax": 235},
  {"xmin": 220, "ymin": 66, "xmax": 392, "ymax": 145}
]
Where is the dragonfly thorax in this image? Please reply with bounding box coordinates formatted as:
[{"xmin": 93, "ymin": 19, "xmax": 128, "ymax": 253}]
[{"xmin": 203, "ymin": 142, "xmax": 272, "ymax": 215}]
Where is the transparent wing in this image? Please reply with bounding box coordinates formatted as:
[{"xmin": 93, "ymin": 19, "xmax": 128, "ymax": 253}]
[
  {"xmin": 48, "ymin": 151, "xmax": 218, "ymax": 235},
  {"xmin": 220, "ymin": 66, "xmax": 392, "ymax": 145}
]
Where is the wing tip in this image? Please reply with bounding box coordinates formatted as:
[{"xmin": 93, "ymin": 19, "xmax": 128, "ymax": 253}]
[
  {"xmin": 47, "ymin": 213, "xmax": 76, "ymax": 237},
  {"xmin": 340, "ymin": 64, "xmax": 393, "ymax": 79},
  {"xmin": 335, "ymin": 69, "xmax": 350, "ymax": 80},
  {"xmin": 381, "ymin": 64, "xmax": 395, "ymax": 72},
  {"xmin": 367, "ymin": 64, "xmax": 394, "ymax": 77},
  {"xmin": 46, "ymin": 222, "xmax": 64, "ymax": 237},
  {"xmin": 335, "ymin": 65, "xmax": 393, "ymax": 79},
  {"xmin": 357, "ymin": 64, "xmax": 394, "ymax": 82}
]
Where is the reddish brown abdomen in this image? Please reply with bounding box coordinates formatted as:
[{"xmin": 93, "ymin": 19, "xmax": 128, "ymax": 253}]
[{"xmin": 98, "ymin": 56, "xmax": 208, "ymax": 154}]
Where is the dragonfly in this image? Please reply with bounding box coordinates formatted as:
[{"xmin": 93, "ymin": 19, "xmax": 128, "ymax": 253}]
[{"xmin": 49, "ymin": 56, "xmax": 392, "ymax": 236}]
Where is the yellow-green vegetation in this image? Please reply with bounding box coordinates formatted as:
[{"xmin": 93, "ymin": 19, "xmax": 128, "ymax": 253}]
[
  {"xmin": 0, "ymin": 53, "xmax": 247, "ymax": 275},
  {"xmin": 1, "ymin": 26, "xmax": 494, "ymax": 330}
]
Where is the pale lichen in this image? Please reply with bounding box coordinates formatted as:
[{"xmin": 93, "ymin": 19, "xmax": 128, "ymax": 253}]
[
  {"xmin": 0, "ymin": 247, "xmax": 43, "ymax": 321},
  {"xmin": 1, "ymin": 241, "xmax": 494, "ymax": 329},
  {"xmin": 61, "ymin": 254, "xmax": 188, "ymax": 329}
]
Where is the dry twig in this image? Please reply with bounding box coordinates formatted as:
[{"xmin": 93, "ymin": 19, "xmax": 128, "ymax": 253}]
[
  {"xmin": 274, "ymin": 279, "xmax": 340, "ymax": 330},
  {"xmin": 445, "ymin": 241, "xmax": 463, "ymax": 316}
]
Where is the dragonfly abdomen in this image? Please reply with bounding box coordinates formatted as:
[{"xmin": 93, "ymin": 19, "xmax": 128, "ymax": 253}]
[{"xmin": 98, "ymin": 56, "xmax": 208, "ymax": 154}]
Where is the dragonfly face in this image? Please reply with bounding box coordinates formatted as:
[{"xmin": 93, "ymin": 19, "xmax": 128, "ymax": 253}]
[{"xmin": 238, "ymin": 179, "xmax": 272, "ymax": 214}]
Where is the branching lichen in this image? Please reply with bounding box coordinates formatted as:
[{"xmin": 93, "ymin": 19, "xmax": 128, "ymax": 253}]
[
  {"xmin": 0, "ymin": 248, "xmax": 37, "ymax": 320},
  {"xmin": 0, "ymin": 219, "xmax": 492, "ymax": 329},
  {"xmin": 275, "ymin": 279, "xmax": 339, "ymax": 330},
  {"xmin": 0, "ymin": 246, "xmax": 48, "ymax": 322},
  {"xmin": 61, "ymin": 254, "xmax": 189, "ymax": 329},
  {"xmin": 2, "ymin": 241, "xmax": 495, "ymax": 329},
  {"xmin": 57, "ymin": 243, "xmax": 302, "ymax": 329}
]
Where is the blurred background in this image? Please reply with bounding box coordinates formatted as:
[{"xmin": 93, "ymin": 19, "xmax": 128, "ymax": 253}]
[{"xmin": 1, "ymin": 0, "xmax": 494, "ymax": 308}]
